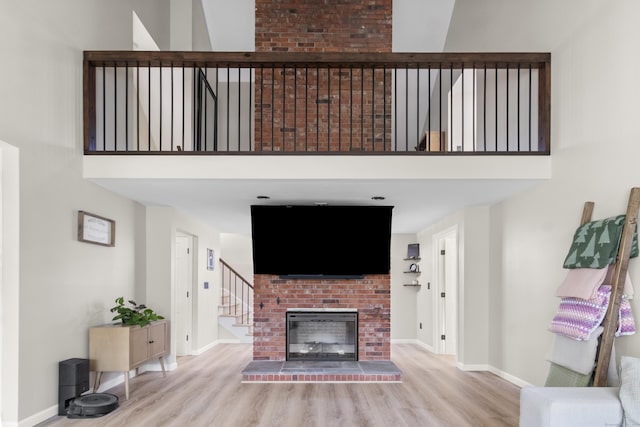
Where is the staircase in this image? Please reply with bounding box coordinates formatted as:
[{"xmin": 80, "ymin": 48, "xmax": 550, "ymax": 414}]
[{"xmin": 219, "ymin": 259, "xmax": 253, "ymax": 343}]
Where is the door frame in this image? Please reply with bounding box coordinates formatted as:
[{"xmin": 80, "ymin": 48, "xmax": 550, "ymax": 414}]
[{"xmin": 432, "ymin": 225, "xmax": 459, "ymax": 356}]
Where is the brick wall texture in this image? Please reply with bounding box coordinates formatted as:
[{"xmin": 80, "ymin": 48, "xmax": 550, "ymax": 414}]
[
  {"xmin": 254, "ymin": 0, "xmax": 392, "ymax": 152},
  {"xmin": 252, "ymin": 275, "xmax": 391, "ymax": 361}
]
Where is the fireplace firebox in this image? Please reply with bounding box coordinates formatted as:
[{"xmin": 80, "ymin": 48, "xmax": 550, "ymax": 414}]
[{"xmin": 286, "ymin": 311, "xmax": 358, "ymax": 361}]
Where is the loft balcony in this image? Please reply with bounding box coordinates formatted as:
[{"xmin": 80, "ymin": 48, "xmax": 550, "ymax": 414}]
[
  {"xmin": 83, "ymin": 51, "xmax": 550, "ymax": 156},
  {"xmin": 82, "ymin": 51, "xmax": 551, "ymax": 233}
]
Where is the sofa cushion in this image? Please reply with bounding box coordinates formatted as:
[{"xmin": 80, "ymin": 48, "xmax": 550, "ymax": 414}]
[
  {"xmin": 619, "ymin": 356, "xmax": 640, "ymax": 426},
  {"xmin": 519, "ymin": 386, "xmax": 623, "ymax": 427}
]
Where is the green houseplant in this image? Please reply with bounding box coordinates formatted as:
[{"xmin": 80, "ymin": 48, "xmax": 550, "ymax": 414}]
[{"xmin": 110, "ymin": 297, "xmax": 164, "ymax": 327}]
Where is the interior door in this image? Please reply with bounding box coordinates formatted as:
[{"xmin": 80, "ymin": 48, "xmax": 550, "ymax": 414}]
[
  {"xmin": 434, "ymin": 227, "xmax": 458, "ymax": 356},
  {"xmin": 442, "ymin": 236, "xmax": 458, "ymax": 355},
  {"xmin": 175, "ymin": 234, "xmax": 193, "ymax": 356}
]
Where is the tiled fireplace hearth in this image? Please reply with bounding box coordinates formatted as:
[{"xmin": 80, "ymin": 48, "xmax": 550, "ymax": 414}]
[{"xmin": 242, "ymin": 275, "xmax": 401, "ymax": 383}]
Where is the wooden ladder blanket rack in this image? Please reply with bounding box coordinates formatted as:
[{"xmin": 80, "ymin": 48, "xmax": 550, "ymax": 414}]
[{"xmin": 579, "ymin": 187, "xmax": 640, "ymax": 386}]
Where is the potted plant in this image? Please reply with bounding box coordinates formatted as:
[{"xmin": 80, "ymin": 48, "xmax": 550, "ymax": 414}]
[{"xmin": 110, "ymin": 297, "xmax": 164, "ymax": 327}]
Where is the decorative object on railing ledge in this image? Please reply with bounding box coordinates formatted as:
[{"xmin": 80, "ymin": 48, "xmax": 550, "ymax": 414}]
[{"xmin": 84, "ymin": 51, "xmax": 550, "ymax": 155}]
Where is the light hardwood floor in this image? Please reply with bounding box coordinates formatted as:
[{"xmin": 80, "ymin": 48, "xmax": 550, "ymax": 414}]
[{"xmin": 38, "ymin": 343, "xmax": 520, "ymax": 427}]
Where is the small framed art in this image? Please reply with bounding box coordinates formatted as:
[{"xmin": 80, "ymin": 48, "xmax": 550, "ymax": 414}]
[
  {"xmin": 77, "ymin": 211, "xmax": 115, "ymax": 247},
  {"xmin": 207, "ymin": 248, "xmax": 215, "ymax": 270}
]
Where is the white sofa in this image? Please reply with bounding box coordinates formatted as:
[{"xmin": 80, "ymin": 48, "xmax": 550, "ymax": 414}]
[{"xmin": 519, "ymin": 386, "xmax": 623, "ymax": 427}]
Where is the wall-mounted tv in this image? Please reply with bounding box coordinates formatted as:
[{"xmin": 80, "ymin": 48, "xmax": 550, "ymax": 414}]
[{"xmin": 250, "ymin": 205, "xmax": 393, "ymax": 278}]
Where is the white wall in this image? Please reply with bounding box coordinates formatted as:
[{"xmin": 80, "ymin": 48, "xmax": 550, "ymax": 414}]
[
  {"xmin": 390, "ymin": 235, "xmax": 419, "ymax": 341},
  {"xmin": 487, "ymin": 1, "xmax": 640, "ymax": 385},
  {"xmin": 220, "ymin": 233, "xmax": 253, "ymax": 282},
  {"xmin": 0, "ymin": 2, "xmax": 143, "ymax": 422},
  {"xmin": 202, "ymin": 0, "xmax": 255, "ymax": 51},
  {"xmin": 0, "ymin": 0, "xmax": 219, "ymax": 423}
]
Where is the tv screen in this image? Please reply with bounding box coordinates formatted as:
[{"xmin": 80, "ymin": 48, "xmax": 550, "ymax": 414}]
[{"xmin": 250, "ymin": 205, "xmax": 393, "ymax": 277}]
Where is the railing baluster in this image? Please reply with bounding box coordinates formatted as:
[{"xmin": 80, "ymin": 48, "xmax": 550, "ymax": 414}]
[
  {"xmin": 137, "ymin": 63, "xmax": 140, "ymax": 151},
  {"xmin": 439, "ymin": 63, "xmax": 442, "ymax": 152},
  {"xmin": 517, "ymin": 64, "xmax": 520, "ymax": 152},
  {"xmin": 294, "ymin": 65, "xmax": 297, "ymax": 150},
  {"xmin": 338, "ymin": 66, "xmax": 341, "ymax": 151},
  {"xmin": 259, "ymin": 65, "xmax": 263, "ymax": 151},
  {"xmin": 102, "ymin": 66, "xmax": 106, "ymax": 151},
  {"xmin": 328, "ymin": 66, "xmax": 331, "ymax": 151},
  {"xmin": 461, "ymin": 66, "xmax": 464, "ymax": 152},
  {"xmin": 227, "ymin": 67, "xmax": 230, "ymax": 151},
  {"xmin": 483, "ymin": 64, "xmax": 487, "ymax": 151},
  {"xmin": 349, "ymin": 66, "xmax": 353, "ymax": 151},
  {"xmin": 449, "ymin": 66, "xmax": 453, "ymax": 152},
  {"xmin": 159, "ymin": 65, "xmax": 162, "ymax": 151},
  {"xmin": 371, "ymin": 67, "xmax": 374, "ymax": 151},
  {"xmin": 404, "ymin": 67, "xmax": 408, "ymax": 151},
  {"xmin": 282, "ymin": 64, "xmax": 285, "ymax": 150},
  {"xmin": 528, "ymin": 64, "xmax": 532, "ymax": 151},
  {"xmin": 248, "ymin": 66, "xmax": 253, "ymax": 152},
  {"xmin": 360, "ymin": 66, "xmax": 364, "ymax": 151},
  {"xmin": 238, "ymin": 67, "xmax": 242, "ymax": 151},
  {"xmin": 316, "ymin": 64, "xmax": 319, "ymax": 151},
  {"xmin": 495, "ymin": 64, "xmax": 498, "ymax": 151},
  {"xmin": 427, "ymin": 65, "xmax": 431, "ymax": 151},
  {"xmin": 148, "ymin": 65, "xmax": 151, "ymax": 151},
  {"xmin": 271, "ymin": 65, "xmax": 274, "ymax": 152},
  {"xmin": 170, "ymin": 63, "xmax": 173, "ymax": 151},
  {"xmin": 506, "ymin": 65, "xmax": 509, "ymax": 152},
  {"xmin": 114, "ymin": 65, "xmax": 117, "ymax": 151},
  {"xmin": 125, "ymin": 64, "xmax": 129, "ymax": 152},
  {"xmin": 305, "ymin": 66, "xmax": 308, "ymax": 151},
  {"xmin": 416, "ymin": 66, "xmax": 419, "ymax": 152},
  {"xmin": 383, "ymin": 65, "xmax": 386, "ymax": 151},
  {"xmin": 182, "ymin": 67, "xmax": 185, "ymax": 152},
  {"xmin": 472, "ymin": 63, "xmax": 476, "ymax": 152}
]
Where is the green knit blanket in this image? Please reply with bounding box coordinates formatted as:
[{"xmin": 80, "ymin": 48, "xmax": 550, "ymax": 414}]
[{"xmin": 563, "ymin": 215, "xmax": 638, "ymax": 269}]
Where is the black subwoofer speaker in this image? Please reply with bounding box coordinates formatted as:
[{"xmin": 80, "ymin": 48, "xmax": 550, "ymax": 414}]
[{"xmin": 58, "ymin": 358, "xmax": 90, "ymax": 416}]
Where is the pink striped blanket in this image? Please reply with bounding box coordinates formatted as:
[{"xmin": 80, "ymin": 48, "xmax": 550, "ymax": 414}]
[{"xmin": 550, "ymin": 285, "xmax": 636, "ymax": 340}]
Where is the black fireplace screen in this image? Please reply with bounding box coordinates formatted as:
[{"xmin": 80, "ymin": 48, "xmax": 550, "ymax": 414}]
[{"xmin": 286, "ymin": 312, "xmax": 358, "ymax": 361}]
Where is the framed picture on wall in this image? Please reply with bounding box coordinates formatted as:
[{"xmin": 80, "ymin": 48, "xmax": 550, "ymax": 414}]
[
  {"xmin": 207, "ymin": 248, "xmax": 215, "ymax": 270},
  {"xmin": 77, "ymin": 211, "xmax": 115, "ymax": 247}
]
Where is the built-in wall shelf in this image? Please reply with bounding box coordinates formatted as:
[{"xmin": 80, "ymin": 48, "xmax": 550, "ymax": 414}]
[{"xmin": 403, "ymin": 245, "xmax": 421, "ymax": 289}]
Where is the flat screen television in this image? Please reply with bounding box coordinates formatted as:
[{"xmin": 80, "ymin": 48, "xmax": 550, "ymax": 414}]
[{"xmin": 250, "ymin": 205, "xmax": 393, "ymax": 278}]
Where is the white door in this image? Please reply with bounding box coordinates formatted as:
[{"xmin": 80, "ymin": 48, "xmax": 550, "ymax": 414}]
[
  {"xmin": 442, "ymin": 236, "xmax": 458, "ymax": 355},
  {"xmin": 175, "ymin": 234, "xmax": 193, "ymax": 356},
  {"xmin": 434, "ymin": 227, "xmax": 458, "ymax": 356}
]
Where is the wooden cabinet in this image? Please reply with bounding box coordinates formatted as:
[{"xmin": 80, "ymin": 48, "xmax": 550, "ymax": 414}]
[{"xmin": 89, "ymin": 320, "xmax": 168, "ymax": 399}]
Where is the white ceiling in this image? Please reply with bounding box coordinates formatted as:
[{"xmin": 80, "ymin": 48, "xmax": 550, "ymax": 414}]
[{"xmin": 90, "ymin": 174, "xmax": 545, "ymax": 234}]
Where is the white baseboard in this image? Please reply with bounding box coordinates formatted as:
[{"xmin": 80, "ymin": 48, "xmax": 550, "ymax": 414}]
[
  {"xmin": 413, "ymin": 340, "xmax": 435, "ymax": 353},
  {"xmin": 457, "ymin": 362, "xmax": 490, "ymax": 371},
  {"xmin": 192, "ymin": 341, "xmax": 220, "ymax": 355},
  {"xmin": 488, "ymin": 366, "xmax": 532, "ymax": 388},
  {"xmin": 391, "ymin": 338, "xmax": 418, "ymax": 344},
  {"xmin": 18, "ymin": 404, "xmax": 58, "ymax": 427}
]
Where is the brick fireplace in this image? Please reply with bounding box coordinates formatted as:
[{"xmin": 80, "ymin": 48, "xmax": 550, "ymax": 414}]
[{"xmin": 252, "ymin": 275, "xmax": 390, "ymax": 361}]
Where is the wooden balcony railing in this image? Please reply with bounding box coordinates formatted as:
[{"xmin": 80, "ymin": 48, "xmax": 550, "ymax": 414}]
[{"xmin": 83, "ymin": 51, "xmax": 550, "ymax": 155}]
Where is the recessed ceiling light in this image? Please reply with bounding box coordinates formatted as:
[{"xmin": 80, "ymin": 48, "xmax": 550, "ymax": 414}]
[
  {"xmin": 256, "ymin": 195, "xmax": 270, "ymax": 200},
  {"xmin": 315, "ymin": 202, "xmax": 328, "ymax": 206},
  {"xmin": 371, "ymin": 196, "xmax": 386, "ymax": 200}
]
